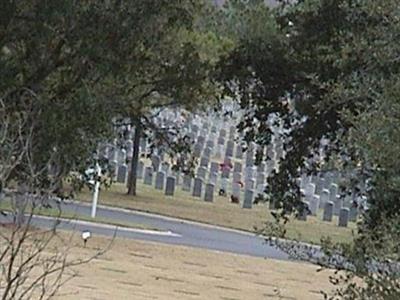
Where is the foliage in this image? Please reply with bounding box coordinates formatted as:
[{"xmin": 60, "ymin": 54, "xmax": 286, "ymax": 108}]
[
  {"xmin": 96, "ymin": 0, "xmax": 233, "ymax": 195},
  {"xmin": 214, "ymin": 0, "xmax": 400, "ymax": 298},
  {"xmin": 215, "ymin": 0, "xmax": 400, "ymax": 232},
  {"xmin": 0, "ymin": 0, "xmax": 120, "ymax": 196}
]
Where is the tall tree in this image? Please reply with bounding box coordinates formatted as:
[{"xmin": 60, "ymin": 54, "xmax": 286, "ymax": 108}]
[
  {"xmin": 95, "ymin": 0, "xmax": 232, "ymax": 196},
  {"xmin": 214, "ymin": 0, "xmax": 400, "ymax": 297},
  {"xmin": 215, "ymin": 0, "xmax": 400, "ymax": 223},
  {"xmin": 1, "ymin": 0, "xmax": 113, "ymax": 195},
  {"xmin": 0, "ymin": 1, "xmax": 133, "ymax": 298}
]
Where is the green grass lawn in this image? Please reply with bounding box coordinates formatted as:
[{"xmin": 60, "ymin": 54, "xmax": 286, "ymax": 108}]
[{"xmin": 76, "ymin": 181, "xmax": 357, "ymax": 245}]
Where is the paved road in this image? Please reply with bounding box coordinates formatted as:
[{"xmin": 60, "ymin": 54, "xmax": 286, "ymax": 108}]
[
  {"xmin": 1, "ymin": 200, "xmax": 288, "ymax": 260},
  {"xmin": 64, "ymin": 201, "xmax": 288, "ymax": 260}
]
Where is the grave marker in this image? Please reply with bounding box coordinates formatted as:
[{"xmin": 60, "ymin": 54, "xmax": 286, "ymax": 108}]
[
  {"xmin": 309, "ymin": 195, "xmax": 320, "ymax": 216},
  {"xmin": 182, "ymin": 174, "xmax": 192, "ymax": 192},
  {"xmin": 155, "ymin": 171, "xmax": 165, "ymax": 190},
  {"xmin": 200, "ymin": 156, "xmax": 209, "ymax": 168},
  {"xmin": 165, "ymin": 176, "xmax": 176, "ymax": 196},
  {"xmin": 193, "ymin": 143, "xmax": 203, "ymax": 158},
  {"xmin": 323, "ymin": 201, "xmax": 334, "ymax": 222},
  {"xmin": 209, "ymin": 172, "xmax": 218, "ymax": 185},
  {"xmin": 320, "ymin": 189, "xmax": 330, "ymax": 209},
  {"xmin": 192, "ymin": 178, "xmax": 203, "ymax": 197},
  {"xmin": 243, "ymin": 189, "xmax": 254, "ymax": 209},
  {"xmin": 203, "ymin": 147, "xmax": 212, "ymax": 158},
  {"xmin": 204, "ymin": 183, "xmax": 215, "ymax": 202},
  {"xmin": 161, "ymin": 162, "xmax": 170, "ymax": 175},
  {"xmin": 137, "ymin": 161, "xmax": 145, "ymax": 179},
  {"xmin": 151, "ymin": 155, "xmax": 161, "ymax": 172},
  {"xmin": 338, "ymin": 208, "xmax": 350, "ymax": 227},
  {"xmin": 245, "ymin": 179, "xmax": 255, "ymax": 190},
  {"xmin": 232, "ymin": 182, "xmax": 241, "ymax": 198},
  {"xmin": 225, "ymin": 140, "xmax": 235, "ymax": 158},
  {"xmin": 349, "ymin": 205, "xmax": 358, "ymax": 222},
  {"xmin": 233, "ymin": 162, "xmax": 242, "ymax": 173},
  {"xmin": 116, "ymin": 164, "xmax": 127, "ymax": 184},
  {"xmin": 210, "ymin": 162, "xmax": 219, "ymax": 174},
  {"xmin": 235, "ymin": 144, "xmax": 243, "ymax": 159},
  {"xmin": 245, "ymin": 150, "xmax": 254, "ymax": 167},
  {"xmin": 304, "ymin": 183, "xmax": 316, "ymax": 198},
  {"xmin": 143, "ymin": 167, "xmax": 153, "ymax": 185},
  {"xmin": 197, "ymin": 166, "xmax": 207, "ymax": 180}
]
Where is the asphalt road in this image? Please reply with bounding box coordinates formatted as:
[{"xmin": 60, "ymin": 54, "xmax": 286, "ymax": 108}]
[{"xmin": 1, "ymin": 200, "xmax": 288, "ymax": 260}]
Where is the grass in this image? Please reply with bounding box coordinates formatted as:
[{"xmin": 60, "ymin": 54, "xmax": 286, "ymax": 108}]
[
  {"xmin": 55, "ymin": 233, "xmax": 336, "ymax": 300},
  {"xmin": 76, "ymin": 180, "xmax": 357, "ymax": 245},
  {"xmin": 0, "ymin": 200, "xmax": 156, "ymax": 231}
]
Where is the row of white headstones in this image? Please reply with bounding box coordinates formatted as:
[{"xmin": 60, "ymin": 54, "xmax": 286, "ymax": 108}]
[{"xmin": 104, "ymin": 106, "xmax": 357, "ymax": 227}]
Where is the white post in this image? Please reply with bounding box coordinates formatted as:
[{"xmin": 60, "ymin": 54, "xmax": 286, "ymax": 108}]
[{"xmin": 91, "ymin": 163, "xmax": 101, "ymax": 218}]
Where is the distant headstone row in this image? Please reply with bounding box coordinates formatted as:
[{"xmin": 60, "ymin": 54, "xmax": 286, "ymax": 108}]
[{"xmin": 101, "ymin": 103, "xmax": 360, "ymax": 227}]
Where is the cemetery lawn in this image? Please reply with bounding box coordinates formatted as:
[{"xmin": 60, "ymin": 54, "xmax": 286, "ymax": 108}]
[
  {"xmin": 0, "ymin": 200, "xmax": 156, "ymax": 231},
  {"xmin": 57, "ymin": 232, "xmax": 336, "ymax": 300},
  {"xmin": 77, "ymin": 183, "xmax": 356, "ymax": 245}
]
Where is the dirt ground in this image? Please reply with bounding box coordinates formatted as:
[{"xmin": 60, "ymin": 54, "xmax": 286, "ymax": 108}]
[{"xmin": 57, "ymin": 235, "xmax": 335, "ymax": 300}]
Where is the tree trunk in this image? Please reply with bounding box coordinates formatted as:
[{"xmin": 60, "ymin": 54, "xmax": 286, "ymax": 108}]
[
  {"xmin": 127, "ymin": 116, "xmax": 142, "ymax": 196},
  {"xmin": 15, "ymin": 183, "xmax": 28, "ymax": 226}
]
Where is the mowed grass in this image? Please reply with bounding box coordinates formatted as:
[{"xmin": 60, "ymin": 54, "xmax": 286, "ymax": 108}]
[
  {"xmin": 56, "ymin": 233, "xmax": 336, "ymax": 300},
  {"xmin": 77, "ymin": 181, "xmax": 356, "ymax": 245}
]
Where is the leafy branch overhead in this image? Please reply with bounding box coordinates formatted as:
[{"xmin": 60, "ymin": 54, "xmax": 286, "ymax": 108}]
[{"xmin": 212, "ymin": 0, "xmax": 400, "ymax": 298}]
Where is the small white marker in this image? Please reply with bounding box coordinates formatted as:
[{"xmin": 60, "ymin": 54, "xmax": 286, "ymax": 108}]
[{"xmin": 82, "ymin": 230, "xmax": 92, "ymax": 247}]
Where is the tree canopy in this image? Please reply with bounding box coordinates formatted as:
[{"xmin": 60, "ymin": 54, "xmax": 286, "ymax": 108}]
[
  {"xmin": 0, "ymin": 0, "xmax": 231, "ymax": 196},
  {"xmin": 95, "ymin": 0, "xmax": 232, "ymax": 195},
  {"xmin": 215, "ymin": 0, "xmax": 400, "ymax": 225},
  {"xmin": 1, "ymin": 0, "xmax": 117, "ymax": 195},
  {"xmin": 213, "ymin": 0, "xmax": 400, "ymax": 297}
]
